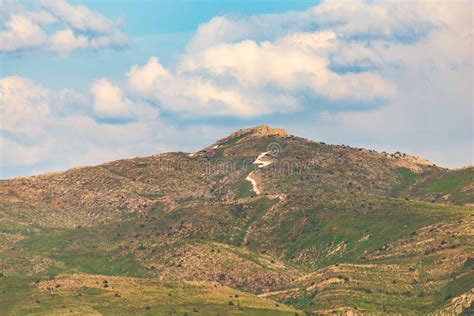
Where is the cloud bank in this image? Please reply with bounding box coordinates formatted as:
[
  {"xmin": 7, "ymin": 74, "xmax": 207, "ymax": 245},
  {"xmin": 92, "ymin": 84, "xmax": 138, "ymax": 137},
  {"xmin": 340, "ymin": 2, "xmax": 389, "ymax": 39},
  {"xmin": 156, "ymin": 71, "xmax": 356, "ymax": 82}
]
[{"xmin": 123, "ymin": 0, "xmax": 471, "ymax": 123}]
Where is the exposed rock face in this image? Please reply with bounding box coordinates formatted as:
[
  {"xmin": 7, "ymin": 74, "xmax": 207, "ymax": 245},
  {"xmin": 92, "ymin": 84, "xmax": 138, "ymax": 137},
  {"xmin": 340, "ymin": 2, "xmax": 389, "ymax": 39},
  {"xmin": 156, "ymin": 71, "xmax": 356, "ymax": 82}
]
[
  {"xmin": 246, "ymin": 125, "xmax": 288, "ymax": 137},
  {"xmin": 227, "ymin": 125, "xmax": 288, "ymax": 140},
  {"xmin": 384, "ymin": 151, "xmax": 434, "ymax": 168},
  {"xmin": 437, "ymin": 288, "xmax": 473, "ymax": 314},
  {"xmin": 209, "ymin": 125, "xmax": 288, "ymax": 150}
]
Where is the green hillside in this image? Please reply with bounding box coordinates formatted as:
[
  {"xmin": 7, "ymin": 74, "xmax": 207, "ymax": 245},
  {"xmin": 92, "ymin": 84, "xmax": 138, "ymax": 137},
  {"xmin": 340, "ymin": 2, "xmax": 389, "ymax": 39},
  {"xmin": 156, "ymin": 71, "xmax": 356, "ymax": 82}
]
[{"xmin": 1, "ymin": 126, "xmax": 472, "ymax": 315}]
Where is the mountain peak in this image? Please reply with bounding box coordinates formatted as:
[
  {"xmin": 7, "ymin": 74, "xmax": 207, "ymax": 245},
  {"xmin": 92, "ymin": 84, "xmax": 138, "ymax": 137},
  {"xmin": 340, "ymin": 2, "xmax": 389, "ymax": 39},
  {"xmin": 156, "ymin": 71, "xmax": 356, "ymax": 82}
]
[
  {"xmin": 207, "ymin": 125, "xmax": 288, "ymax": 150},
  {"xmin": 244, "ymin": 125, "xmax": 288, "ymax": 137},
  {"xmin": 229, "ymin": 125, "xmax": 288, "ymax": 139}
]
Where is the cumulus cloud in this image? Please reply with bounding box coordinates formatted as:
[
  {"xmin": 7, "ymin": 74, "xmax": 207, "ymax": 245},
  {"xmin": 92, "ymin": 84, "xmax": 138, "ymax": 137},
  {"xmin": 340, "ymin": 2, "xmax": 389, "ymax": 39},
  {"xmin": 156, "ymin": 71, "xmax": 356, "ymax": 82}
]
[
  {"xmin": 0, "ymin": 14, "xmax": 48, "ymax": 51},
  {"xmin": 181, "ymin": 33, "xmax": 394, "ymax": 101},
  {"xmin": 41, "ymin": 0, "xmax": 116, "ymax": 33},
  {"xmin": 0, "ymin": 76, "xmax": 52, "ymax": 135},
  {"xmin": 127, "ymin": 57, "xmax": 299, "ymax": 117},
  {"xmin": 127, "ymin": 57, "xmax": 170, "ymax": 94},
  {"xmin": 123, "ymin": 1, "xmax": 471, "ymax": 120},
  {"xmin": 126, "ymin": 30, "xmax": 394, "ymax": 117},
  {"xmin": 186, "ymin": 0, "xmax": 438, "ymax": 52},
  {"xmin": 90, "ymin": 78, "xmax": 159, "ymax": 120},
  {"xmin": 0, "ymin": 0, "xmax": 126, "ymax": 54}
]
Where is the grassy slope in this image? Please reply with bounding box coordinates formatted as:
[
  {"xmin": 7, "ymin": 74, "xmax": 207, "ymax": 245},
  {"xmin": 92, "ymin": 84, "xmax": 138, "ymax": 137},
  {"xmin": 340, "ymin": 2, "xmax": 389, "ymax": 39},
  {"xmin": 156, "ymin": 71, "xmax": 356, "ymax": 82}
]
[
  {"xmin": 0, "ymin": 274, "xmax": 300, "ymax": 315},
  {"xmin": 394, "ymin": 167, "xmax": 473, "ymax": 205},
  {"xmin": 0, "ymin": 129, "xmax": 472, "ymax": 314}
]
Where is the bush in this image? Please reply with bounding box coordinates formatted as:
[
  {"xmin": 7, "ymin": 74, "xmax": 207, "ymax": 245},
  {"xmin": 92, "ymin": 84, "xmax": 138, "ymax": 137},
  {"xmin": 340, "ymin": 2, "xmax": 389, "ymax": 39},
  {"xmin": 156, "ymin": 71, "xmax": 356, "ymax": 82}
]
[{"xmin": 464, "ymin": 257, "xmax": 474, "ymax": 268}]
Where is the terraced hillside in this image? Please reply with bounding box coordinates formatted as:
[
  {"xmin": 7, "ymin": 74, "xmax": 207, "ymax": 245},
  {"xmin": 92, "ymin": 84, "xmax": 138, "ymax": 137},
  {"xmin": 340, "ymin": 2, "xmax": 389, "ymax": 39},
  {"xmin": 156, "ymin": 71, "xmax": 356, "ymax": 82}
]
[{"xmin": 1, "ymin": 125, "xmax": 473, "ymax": 315}]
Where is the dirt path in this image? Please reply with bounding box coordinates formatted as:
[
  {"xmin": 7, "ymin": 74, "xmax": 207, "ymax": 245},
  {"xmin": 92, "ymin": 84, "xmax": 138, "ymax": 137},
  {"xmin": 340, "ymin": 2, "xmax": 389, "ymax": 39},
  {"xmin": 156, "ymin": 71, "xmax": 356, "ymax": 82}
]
[
  {"xmin": 246, "ymin": 172, "xmax": 260, "ymax": 194},
  {"xmin": 245, "ymin": 151, "xmax": 273, "ymax": 195},
  {"xmin": 254, "ymin": 151, "xmax": 272, "ymax": 168}
]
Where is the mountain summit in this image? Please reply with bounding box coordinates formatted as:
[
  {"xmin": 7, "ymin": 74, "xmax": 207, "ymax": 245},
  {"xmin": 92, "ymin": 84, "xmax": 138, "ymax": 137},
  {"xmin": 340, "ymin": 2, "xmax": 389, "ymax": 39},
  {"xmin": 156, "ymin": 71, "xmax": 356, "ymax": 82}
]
[
  {"xmin": 235, "ymin": 125, "xmax": 288, "ymax": 137},
  {"xmin": 208, "ymin": 125, "xmax": 288, "ymax": 150},
  {"xmin": 0, "ymin": 127, "xmax": 472, "ymax": 314}
]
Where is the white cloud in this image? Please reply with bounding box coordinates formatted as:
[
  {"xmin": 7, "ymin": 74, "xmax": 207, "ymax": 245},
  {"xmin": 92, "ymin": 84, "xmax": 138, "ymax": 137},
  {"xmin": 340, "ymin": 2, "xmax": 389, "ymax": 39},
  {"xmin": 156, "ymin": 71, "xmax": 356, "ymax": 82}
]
[
  {"xmin": 90, "ymin": 78, "xmax": 159, "ymax": 120},
  {"xmin": 188, "ymin": 0, "xmax": 468, "ymax": 52},
  {"xmin": 187, "ymin": 10, "xmax": 316, "ymax": 52},
  {"xmin": 125, "ymin": 1, "xmax": 471, "ymax": 119},
  {"xmin": 0, "ymin": 0, "xmax": 126, "ymax": 54},
  {"xmin": 0, "ymin": 76, "xmax": 51, "ymax": 135},
  {"xmin": 24, "ymin": 10, "xmax": 58, "ymax": 25},
  {"xmin": 40, "ymin": 0, "xmax": 116, "ymax": 33},
  {"xmin": 0, "ymin": 137, "xmax": 43, "ymax": 166},
  {"xmin": 180, "ymin": 33, "xmax": 394, "ymax": 101},
  {"xmin": 0, "ymin": 14, "xmax": 48, "ymax": 51},
  {"xmin": 126, "ymin": 30, "xmax": 394, "ymax": 117},
  {"xmin": 49, "ymin": 28, "xmax": 88, "ymax": 52},
  {"xmin": 127, "ymin": 57, "xmax": 300, "ymax": 117},
  {"xmin": 127, "ymin": 57, "xmax": 170, "ymax": 94},
  {"xmin": 310, "ymin": 1, "xmax": 434, "ymax": 39}
]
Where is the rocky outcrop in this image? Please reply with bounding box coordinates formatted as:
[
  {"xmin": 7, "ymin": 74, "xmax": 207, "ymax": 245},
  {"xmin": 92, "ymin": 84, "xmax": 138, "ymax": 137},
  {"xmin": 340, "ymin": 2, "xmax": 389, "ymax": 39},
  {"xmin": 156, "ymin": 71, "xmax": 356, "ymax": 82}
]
[
  {"xmin": 226, "ymin": 125, "xmax": 288, "ymax": 140},
  {"xmin": 208, "ymin": 125, "xmax": 288, "ymax": 150},
  {"xmin": 246, "ymin": 125, "xmax": 288, "ymax": 137}
]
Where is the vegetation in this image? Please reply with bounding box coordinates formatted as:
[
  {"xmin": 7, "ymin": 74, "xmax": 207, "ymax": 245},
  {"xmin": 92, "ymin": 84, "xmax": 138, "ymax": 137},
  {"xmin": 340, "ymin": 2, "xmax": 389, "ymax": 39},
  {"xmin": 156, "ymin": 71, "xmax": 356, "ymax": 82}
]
[{"xmin": 0, "ymin": 125, "xmax": 472, "ymax": 314}]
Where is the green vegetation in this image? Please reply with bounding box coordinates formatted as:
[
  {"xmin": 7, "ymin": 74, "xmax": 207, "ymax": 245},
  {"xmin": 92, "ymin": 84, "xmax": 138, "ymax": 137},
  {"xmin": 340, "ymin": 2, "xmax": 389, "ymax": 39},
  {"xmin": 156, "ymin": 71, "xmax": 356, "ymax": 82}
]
[
  {"xmin": 1, "ymin": 126, "xmax": 472, "ymax": 314},
  {"xmin": 0, "ymin": 274, "xmax": 300, "ymax": 315},
  {"xmin": 424, "ymin": 169, "xmax": 472, "ymax": 193},
  {"xmin": 235, "ymin": 177, "xmax": 255, "ymax": 199},
  {"xmin": 394, "ymin": 167, "xmax": 422, "ymax": 191},
  {"xmin": 221, "ymin": 131, "xmax": 252, "ymax": 147},
  {"xmin": 402, "ymin": 168, "xmax": 474, "ymax": 205},
  {"xmin": 233, "ymin": 198, "xmax": 274, "ymax": 246}
]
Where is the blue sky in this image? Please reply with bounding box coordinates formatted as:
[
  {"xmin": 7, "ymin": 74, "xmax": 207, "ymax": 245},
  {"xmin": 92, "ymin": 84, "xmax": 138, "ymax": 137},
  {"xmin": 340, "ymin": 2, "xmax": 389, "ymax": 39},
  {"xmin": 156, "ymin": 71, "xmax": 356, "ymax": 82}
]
[{"xmin": 1, "ymin": 0, "xmax": 472, "ymax": 178}]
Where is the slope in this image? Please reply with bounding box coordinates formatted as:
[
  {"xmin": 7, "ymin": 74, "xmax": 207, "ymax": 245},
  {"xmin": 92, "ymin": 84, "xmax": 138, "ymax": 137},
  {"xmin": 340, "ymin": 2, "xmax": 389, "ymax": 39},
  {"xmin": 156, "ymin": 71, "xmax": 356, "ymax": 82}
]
[{"xmin": 0, "ymin": 125, "xmax": 472, "ymax": 314}]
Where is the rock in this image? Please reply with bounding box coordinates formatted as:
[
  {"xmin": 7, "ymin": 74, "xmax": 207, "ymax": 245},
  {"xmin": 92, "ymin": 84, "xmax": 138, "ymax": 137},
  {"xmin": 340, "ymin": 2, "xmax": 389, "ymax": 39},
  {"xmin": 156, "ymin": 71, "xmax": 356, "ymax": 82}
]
[
  {"xmin": 224, "ymin": 125, "xmax": 288, "ymax": 143},
  {"xmin": 247, "ymin": 125, "xmax": 288, "ymax": 137}
]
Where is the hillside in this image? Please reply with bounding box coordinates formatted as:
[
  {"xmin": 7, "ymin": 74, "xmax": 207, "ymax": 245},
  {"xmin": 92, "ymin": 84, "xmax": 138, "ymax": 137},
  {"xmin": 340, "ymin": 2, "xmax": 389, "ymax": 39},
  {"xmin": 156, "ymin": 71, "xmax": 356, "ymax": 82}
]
[{"xmin": 1, "ymin": 125, "xmax": 473, "ymax": 315}]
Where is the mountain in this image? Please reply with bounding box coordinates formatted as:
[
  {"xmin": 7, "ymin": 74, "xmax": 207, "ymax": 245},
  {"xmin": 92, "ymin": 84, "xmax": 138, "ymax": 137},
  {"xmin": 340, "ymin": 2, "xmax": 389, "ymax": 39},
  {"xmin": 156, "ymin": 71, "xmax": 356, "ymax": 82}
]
[{"xmin": 1, "ymin": 125, "xmax": 473, "ymax": 315}]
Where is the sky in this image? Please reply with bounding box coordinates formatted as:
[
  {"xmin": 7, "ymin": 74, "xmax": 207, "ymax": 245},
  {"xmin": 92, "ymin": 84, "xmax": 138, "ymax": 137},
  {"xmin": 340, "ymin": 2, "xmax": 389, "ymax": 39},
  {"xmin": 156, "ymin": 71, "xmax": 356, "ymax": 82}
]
[{"xmin": 0, "ymin": 0, "xmax": 473, "ymax": 178}]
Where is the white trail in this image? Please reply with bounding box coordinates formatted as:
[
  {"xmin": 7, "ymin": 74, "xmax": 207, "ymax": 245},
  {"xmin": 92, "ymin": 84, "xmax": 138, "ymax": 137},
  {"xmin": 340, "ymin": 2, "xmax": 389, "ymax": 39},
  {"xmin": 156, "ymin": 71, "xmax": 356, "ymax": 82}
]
[{"xmin": 245, "ymin": 151, "xmax": 273, "ymax": 195}]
